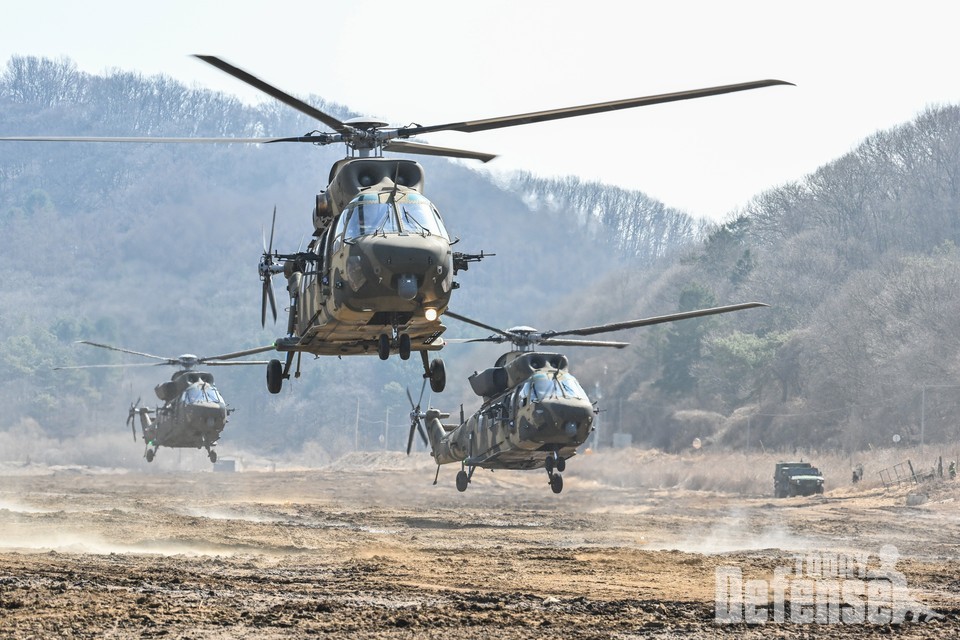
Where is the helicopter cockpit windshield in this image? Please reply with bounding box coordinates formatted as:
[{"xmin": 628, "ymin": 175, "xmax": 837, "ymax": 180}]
[
  {"xmin": 337, "ymin": 193, "xmax": 449, "ymax": 247},
  {"xmin": 525, "ymin": 372, "xmax": 588, "ymax": 402},
  {"xmin": 183, "ymin": 384, "xmax": 223, "ymax": 405},
  {"xmin": 398, "ymin": 194, "xmax": 449, "ymax": 239},
  {"xmin": 344, "ymin": 197, "xmax": 399, "ymax": 240}
]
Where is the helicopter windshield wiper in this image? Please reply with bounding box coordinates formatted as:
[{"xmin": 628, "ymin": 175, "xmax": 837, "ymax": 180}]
[
  {"xmin": 401, "ymin": 206, "xmax": 431, "ymax": 236},
  {"xmin": 552, "ymin": 369, "xmax": 567, "ymax": 399}
]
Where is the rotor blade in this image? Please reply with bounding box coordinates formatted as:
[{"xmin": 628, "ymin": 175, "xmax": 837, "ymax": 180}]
[
  {"xmin": 442, "ymin": 337, "xmax": 507, "ymax": 344},
  {"xmin": 75, "ymin": 340, "xmax": 172, "ymax": 362},
  {"xmin": 53, "ymin": 363, "xmax": 164, "ymax": 370},
  {"xmin": 444, "ymin": 311, "xmax": 514, "ymax": 340},
  {"xmin": 406, "ymin": 419, "xmax": 418, "ymax": 456},
  {"xmin": 417, "ymin": 420, "xmax": 429, "ymax": 447},
  {"xmin": 261, "ymin": 279, "xmax": 278, "ymax": 327},
  {"xmin": 383, "ymin": 140, "xmax": 497, "ymax": 163},
  {"xmin": 267, "ymin": 206, "xmax": 277, "ymax": 256},
  {"xmin": 193, "ymin": 55, "xmax": 349, "ymax": 133},
  {"xmin": 538, "ymin": 338, "xmax": 630, "ymax": 349},
  {"xmin": 0, "ymin": 135, "xmax": 297, "ymax": 144},
  {"xmin": 416, "ymin": 378, "xmax": 427, "ymax": 409},
  {"xmin": 202, "ymin": 360, "xmax": 273, "ymax": 366},
  {"xmin": 268, "ymin": 279, "xmax": 278, "ymax": 324},
  {"xmin": 200, "ymin": 345, "xmax": 276, "ymax": 362},
  {"xmin": 545, "ymin": 302, "xmax": 769, "ymax": 338},
  {"xmin": 261, "ymin": 280, "xmax": 268, "ymax": 328},
  {"xmin": 396, "ymin": 80, "xmax": 793, "ymax": 137},
  {"xmin": 406, "ymin": 386, "xmax": 416, "ymax": 409}
]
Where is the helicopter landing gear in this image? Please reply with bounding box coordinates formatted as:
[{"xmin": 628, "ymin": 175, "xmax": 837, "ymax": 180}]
[
  {"xmin": 545, "ymin": 452, "xmax": 564, "ymax": 494},
  {"xmin": 550, "ymin": 473, "xmax": 564, "ymax": 494},
  {"xmin": 456, "ymin": 441, "xmax": 476, "ymax": 492},
  {"xmin": 421, "ymin": 351, "xmax": 446, "ymax": 393},
  {"xmin": 145, "ymin": 448, "xmax": 156, "ymax": 463},
  {"xmin": 378, "ymin": 333, "xmax": 390, "ymax": 360},
  {"xmin": 208, "ymin": 449, "xmax": 218, "ymax": 464},
  {"xmin": 266, "ymin": 359, "xmax": 283, "ymax": 394},
  {"xmin": 398, "ymin": 333, "xmax": 411, "ymax": 360},
  {"xmin": 266, "ymin": 352, "xmax": 295, "ymax": 394}
]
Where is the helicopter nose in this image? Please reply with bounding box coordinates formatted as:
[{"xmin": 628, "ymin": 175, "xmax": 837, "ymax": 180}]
[
  {"xmin": 187, "ymin": 402, "xmax": 227, "ymax": 425},
  {"xmin": 536, "ymin": 400, "xmax": 594, "ymax": 442}
]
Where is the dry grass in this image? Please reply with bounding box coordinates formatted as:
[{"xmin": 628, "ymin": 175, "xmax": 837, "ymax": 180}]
[{"xmin": 570, "ymin": 444, "xmax": 960, "ymax": 497}]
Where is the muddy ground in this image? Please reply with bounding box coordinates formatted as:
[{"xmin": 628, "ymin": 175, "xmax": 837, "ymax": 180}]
[{"xmin": 0, "ymin": 451, "xmax": 958, "ymax": 638}]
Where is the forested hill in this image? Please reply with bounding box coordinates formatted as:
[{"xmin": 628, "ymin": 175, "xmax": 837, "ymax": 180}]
[
  {"xmin": 5, "ymin": 56, "xmax": 956, "ymax": 464},
  {"xmin": 567, "ymin": 103, "xmax": 960, "ymax": 453},
  {"xmin": 0, "ymin": 56, "xmax": 699, "ymax": 465}
]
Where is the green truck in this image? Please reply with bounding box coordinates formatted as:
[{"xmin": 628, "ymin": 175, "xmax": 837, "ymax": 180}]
[{"xmin": 774, "ymin": 461, "xmax": 825, "ymax": 498}]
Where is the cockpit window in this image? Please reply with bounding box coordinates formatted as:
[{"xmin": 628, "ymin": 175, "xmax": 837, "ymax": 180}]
[
  {"xmin": 398, "ymin": 198, "xmax": 449, "ymax": 239},
  {"xmin": 559, "ymin": 375, "xmax": 587, "ymax": 400},
  {"xmin": 526, "ymin": 372, "xmax": 586, "ymax": 401},
  {"xmin": 345, "ymin": 202, "xmax": 398, "ymax": 239},
  {"xmin": 183, "ymin": 384, "xmax": 222, "ymax": 404}
]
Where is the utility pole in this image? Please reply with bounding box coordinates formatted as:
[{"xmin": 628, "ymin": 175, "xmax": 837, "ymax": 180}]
[
  {"xmin": 384, "ymin": 407, "xmax": 390, "ymax": 450},
  {"xmin": 921, "ymin": 386, "xmax": 925, "ymax": 449},
  {"xmin": 354, "ymin": 396, "xmax": 360, "ymax": 451}
]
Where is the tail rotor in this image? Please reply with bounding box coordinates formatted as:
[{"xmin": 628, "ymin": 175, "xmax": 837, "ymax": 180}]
[
  {"xmin": 126, "ymin": 397, "xmax": 142, "ymax": 441},
  {"xmin": 405, "ymin": 379, "xmax": 430, "ymax": 455},
  {"xmin": 259, "ymin": 206, "xmax": 281, "ymax": 327}
]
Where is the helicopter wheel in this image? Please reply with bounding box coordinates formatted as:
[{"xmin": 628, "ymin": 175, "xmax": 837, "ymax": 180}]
[
  {"xmin": 429, "ymin": 358, "xmax": 446, "ymax": 393},
  {"xmin": 556, "ymin": 456, "xmax": 566, "ymax": 473},
  {"xmin": 550, "ymin": 473, "xmax": 563, "ymax": 494},
  {"xmin": 545, "ymin": 456, "xmax": 555, "ymax": 475},
  {"xmin": 209, "ymin": 450, "xmax": 218, "ymax": 464},
  {"xmin": 456, "ymin": 469, "xmax": 469, "ymax": 492},
  {"xmin": 145, "ymin": 449, "xmax": 155, "ymax": 463},
  {"xmin": 266, "ymin": 359, "xmax": 283, "ymax": 394},
  {"xmin": 378, "ymin": 334, "xmax": 390, "ymax": 360},
  {"xmin": 398, "ymin": 333, "xmax": 411, "ymax": 360}
]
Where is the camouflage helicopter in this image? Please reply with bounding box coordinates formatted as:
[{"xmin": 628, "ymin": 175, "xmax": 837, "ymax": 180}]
[
  {"xmin": 54, "ymin": 340, "xmax": 273, "ymax": 463},
  {"xmin": 2, "ymin": 55, "xmax": 791, "ymax": 395},
  {"xmin": 404, "ymin": 302, "xmax": 767, "ymax": 494}
]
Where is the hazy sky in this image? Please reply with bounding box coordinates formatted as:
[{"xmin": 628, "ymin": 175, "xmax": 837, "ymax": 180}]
[{"xmin": 2, "ymin": 0, "xmax": 958, "ymax": 221}]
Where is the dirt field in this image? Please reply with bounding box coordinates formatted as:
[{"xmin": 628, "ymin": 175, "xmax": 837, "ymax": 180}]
[{"xmin": 1, "ymin": 450, "xmax": 958, "ymax": 638}]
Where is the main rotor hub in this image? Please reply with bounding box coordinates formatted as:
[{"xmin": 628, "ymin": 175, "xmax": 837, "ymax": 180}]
[{"xmin": 343, "ymin": 117, "xmax": 389, "ymax": 131}]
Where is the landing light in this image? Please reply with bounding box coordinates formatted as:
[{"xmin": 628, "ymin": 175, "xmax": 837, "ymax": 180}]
[{"xmin": 424, "ymin": 308, "xmax": 438, "ymax": 322}]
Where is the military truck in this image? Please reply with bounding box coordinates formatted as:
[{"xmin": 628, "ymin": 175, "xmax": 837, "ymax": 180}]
[{"xmin": 774, "ymin": 461, "xmax": 824, "ymax": 498}]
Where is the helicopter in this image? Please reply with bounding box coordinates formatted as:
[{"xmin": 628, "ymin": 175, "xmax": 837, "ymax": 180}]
[
  {"xmin": 54, "ymin": 340, "xmax": 273, "ymax": 463},
  {"xmin": 404, "ymin": 302, "xmax": 767, "ymax": 494},
  {"xmin": 1, "ymin": 55, "xmax": 792, "ymax": 395}
]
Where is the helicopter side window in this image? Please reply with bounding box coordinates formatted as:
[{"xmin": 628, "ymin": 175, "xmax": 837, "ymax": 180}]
[
  {"xmin": 331, "ymin": 209, "xmax": 349, "ymax": 253},
  {"xmin": 519, "ymin": 382, "xmax": 530, "ymax": 407}
]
